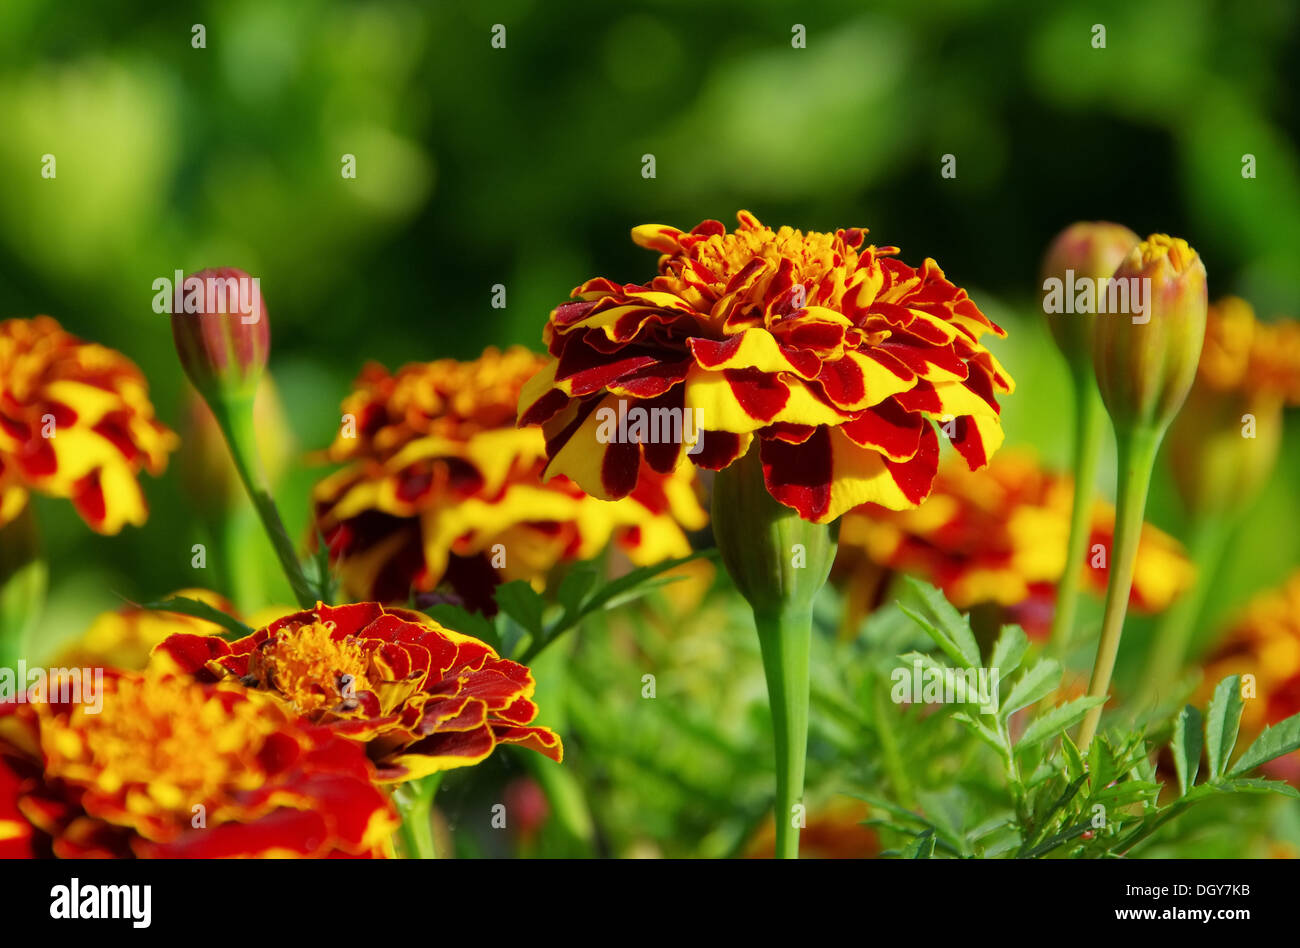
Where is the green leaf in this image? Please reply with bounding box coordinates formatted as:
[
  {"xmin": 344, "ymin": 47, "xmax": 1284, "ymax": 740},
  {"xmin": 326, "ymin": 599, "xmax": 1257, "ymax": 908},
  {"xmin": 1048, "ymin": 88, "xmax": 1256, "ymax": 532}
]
[
  {"xmin": 1204, "ymin": 675, "xmax": 1244, "ymax": 779},
  {"xmin": 899, "ymin": 577, "xmax": 980, "ymax": 668},
  {"xmin": 139, "ymin": 597, "xmax": 253, "ymax": 640},
  {"xmin": 989, "ymin": 624, "xmax": 1029, "ymax": 679},
  {"xmin": 555, "ymin": 564, "xmax": 599, "ymax": 618},
  {"xmin": 1221, "ymin": 777, "xmax": 1300, "ymax": 798},
  {"xmin": 999, "ymin": 657, "xmax": 1060, "ymax": 722},
  {"xmin": 563, "ymin": 549, "xmax": 716, "ymax": 632},
  {"xmin": 1170, "ymin": 704, "xmax": 1202, "ymax": 796},
  {"xmin": 1228, "ymin": 711, "xmax": 1300, "ymax": 777},
  {"xmin": 423, "ymin": 603, "xmax": 499, "ymax": 651},
  {"xmin": 494, "ymin": 580, "xmax": 546, "ymax": 639},
  {"xmin": 1017, "ymin": 696, "xmax": 1107, "ymax": 749},
  {"xmin": 1061, "ymin": 733, "xmax": 1085, "ymax": 779},
  {"xmin": 901, "ymin": 829, "xmax": 936, "ymax": 859}
]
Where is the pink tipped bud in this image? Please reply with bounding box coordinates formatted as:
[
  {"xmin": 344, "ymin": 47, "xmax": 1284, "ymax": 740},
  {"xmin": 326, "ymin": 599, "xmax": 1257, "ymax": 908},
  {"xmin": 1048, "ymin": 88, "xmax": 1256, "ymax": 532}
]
[
  {"xmin": 170, "ymin": 267, "xmax": 270, "ymax": 403},
  {"xmin": 1040, "ymin": 222, "xmax": 1140, "ymax": 372}
]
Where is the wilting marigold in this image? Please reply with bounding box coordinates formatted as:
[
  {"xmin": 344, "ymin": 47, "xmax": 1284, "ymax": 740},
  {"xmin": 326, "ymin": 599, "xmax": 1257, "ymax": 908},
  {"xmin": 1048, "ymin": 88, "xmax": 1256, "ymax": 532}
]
[
  {"xmin": 517, "ymin": 211, "xmax": 1014, "ymax": 523},
  {"xmin": 0, "ymin": 668, "xmax": 397, "ymax": 858},
  {"xmin": 312, "ymin": 346, "xmax": 706, "ymax": 611},
  {"xmin": 837, "ymin": 453, "xmax": 1193, "ymax": 636},
  {"xmin": 0, "ymin": 316, "xmax": 177, "ymax": 533},
  {"xmin": 1200, "ymin": 571, "xmax": 1300, "ymax": 781},
  {"xmin": 155, "ymin": 601, "xmax": 562, "ymax": 783}
]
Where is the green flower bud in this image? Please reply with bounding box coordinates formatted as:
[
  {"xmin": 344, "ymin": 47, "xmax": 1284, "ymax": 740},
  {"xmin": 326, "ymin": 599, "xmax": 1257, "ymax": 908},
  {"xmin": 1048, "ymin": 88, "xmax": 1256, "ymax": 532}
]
[
  {"xmin": 170, "ymin": 267, "xmax": 270, "ymax": 406},
  {"xmin": 1092, "ymin": 235, "xmax": 1208, "ymax": 436}
]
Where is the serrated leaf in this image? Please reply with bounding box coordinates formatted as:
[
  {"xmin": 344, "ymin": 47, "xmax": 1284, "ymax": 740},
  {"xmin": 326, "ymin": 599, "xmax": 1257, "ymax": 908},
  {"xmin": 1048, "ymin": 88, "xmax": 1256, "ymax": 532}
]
[
  {"xmin": 139, "ymin": 597, "xmax": 253, "ymax": 640},
  {"xmin": 900, "ymin": 577, "xmax": 980, "ymax": 668},
  {"xmin": 1204, "ymin": 675, "xmax": 1244, "ymax": 779},
  {"xmin": 1227, "ymin": 711, "xmax": 1300, "ymax": 777},
  {"xmin": 1061, "ymin": 733, "xmax": 1085, "ymax": 779},
  {"xmin": 989, "ymin": 624, "xmax": 1029, "ymax": 679},
  {"xmin": 999, "ymin": 657, "xmax": 1061, "ymax": 722},
  {"xmin": 952, "ymin": 711, "xmax": 1007, "ymax": 755},
  {"xmin": 494, "ymin": 580, "xmax": 546, "ymax": 638},
  {"xmin": 1018, "ymin": 696, "xmax": 1107, "ymax": 749},
  {"xmin": 1170, "ymin": 704, "xmax": 1202, "ymax": 796}
]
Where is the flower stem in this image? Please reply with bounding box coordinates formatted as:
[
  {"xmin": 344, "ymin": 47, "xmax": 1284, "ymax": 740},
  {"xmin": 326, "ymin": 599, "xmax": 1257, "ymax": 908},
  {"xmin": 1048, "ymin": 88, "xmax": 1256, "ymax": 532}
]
[
  {"xmin": 1077, "ymin": 426, "xmax": 1161, "ymax": 750},
  {"xmin": 209, "ymin": 394, "xmax": 318, "ymax": 609},
  {"xmin": 753, "ymin": 602, "xmax": 812, "ymax": 860},
  {"xmin": 392, "ymin": 773, "xmax": 444, "ymax": 859},
  {"xmin": 1139, "ymin": 513, "xmax": 1232, "ymax": 705},
  {"xmin": 1048, "ymin": 373, "xmax": 1106, "ymax": 655},
  {"xmin": 0, "ymin": 506, "xmax": 46, "ymax": 670}
]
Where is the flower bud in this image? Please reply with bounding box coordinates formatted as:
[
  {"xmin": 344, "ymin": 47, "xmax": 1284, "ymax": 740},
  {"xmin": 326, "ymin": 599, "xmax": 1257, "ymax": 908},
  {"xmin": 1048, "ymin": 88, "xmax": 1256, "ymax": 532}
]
[
  {"xmin": 170, "ymin": 267, "xmax": 269, "ymax": 404},
  {"xmin": 1040, "ymin": 221, "xmax": 1140, "ymax": 372},
  {"xmin": 1092, "ymin": 235, "xmax": 1208, "ymax": 435}
]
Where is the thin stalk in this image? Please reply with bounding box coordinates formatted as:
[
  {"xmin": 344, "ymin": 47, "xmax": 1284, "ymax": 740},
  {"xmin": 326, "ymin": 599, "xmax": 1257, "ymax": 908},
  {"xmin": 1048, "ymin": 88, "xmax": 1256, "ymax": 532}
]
[
  {"xmin": 392, "ymin": 773, "xmax": 444, "ymax": 859},
  {"xmin": 1076, "ymin": 426, "xmax": 1161, "ymax": 750},
  {"xmin": 1139, "ymin": 513, "xmax": 1232, "ymax": 705},
  {"xmin": 209, "ymin": 395, "xmax": 317, "ymax": 609},
  {"xmin": 753, "ymin": 602, "xmax": 813, "ymax": 860},
  {"xmin": 1049, "ymin": 374, "xmax": 1106, "ymax": 655}
]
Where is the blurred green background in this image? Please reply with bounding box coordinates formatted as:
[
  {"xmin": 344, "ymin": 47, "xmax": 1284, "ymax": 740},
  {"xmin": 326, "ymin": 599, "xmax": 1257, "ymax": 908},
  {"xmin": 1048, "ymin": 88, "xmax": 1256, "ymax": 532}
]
[{"xmin": 3, "ymin": 0, "xmax": 1300, "ymax": 853}]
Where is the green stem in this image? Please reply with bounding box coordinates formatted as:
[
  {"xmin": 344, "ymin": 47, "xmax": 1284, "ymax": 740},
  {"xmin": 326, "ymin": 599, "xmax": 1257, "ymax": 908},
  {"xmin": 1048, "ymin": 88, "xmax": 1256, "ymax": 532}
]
[
  {"xmin": 210, "ymin": 395, "xmax": 317, "ymax": 609},
  {"xmin": 1076, "ymin": 426, "xmax": 1161, "ymax": 750},
  {"xmin": 753, "ymin": 603, "xmax": 812, "ymax": 860},
  {"xmin": 1049, "ymin": 374, "xmax": 1106, "ymax": 656},
  {"xmin": 1139, "ymin": 513, "xmax": 1233, "ymax": 705},
  {"xmin": 0, "ymin": 505, "xmax": 47, "ymax": 669},
  {"xmin": 392, "ymin": 773, "xmax": 444, "ymax": 859}
]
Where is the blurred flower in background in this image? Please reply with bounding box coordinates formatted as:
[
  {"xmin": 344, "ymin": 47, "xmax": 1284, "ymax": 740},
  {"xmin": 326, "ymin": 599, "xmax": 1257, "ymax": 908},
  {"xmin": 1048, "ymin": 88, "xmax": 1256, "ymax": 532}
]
[
  {"xmin": 0, "ymin": 316, "xmax": 176, "ymax": 535},
  {"xmin": 313, "ymin": 346, "xmax": 706, "ymax": 611},
  {"xmin": 836, "ymin": 452, "xmax": 1193, "ymax": 638}
]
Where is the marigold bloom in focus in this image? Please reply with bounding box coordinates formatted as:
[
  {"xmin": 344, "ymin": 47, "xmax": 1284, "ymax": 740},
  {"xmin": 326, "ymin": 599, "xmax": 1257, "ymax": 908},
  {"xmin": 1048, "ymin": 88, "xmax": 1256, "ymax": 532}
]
[
  {"xmin": 836, "ymin": 453, "xmax": 1193, "ymax": 637},
  {"xmin": 0, "ymin": 668, "xmax": 397, "ymax": 858},
  {"xmin": 0, "ymin": 316, "xmax": 177, "ymax": 533},
  {"xmin": 312, "ymin": 346, "xmax": 706, "ymax": 610},
  {"xmin": 518, "ymin": 211, "xmax": 1014, "ymax": 524},
  {"xmin": 155, "ymin": 601, "xmax": 562, "ymax": 783},
  {"xmin": 1200, "ymin": 571, "xmax": 1300, "ymax": 781},
  {"xmin": 1168, "ymin": 297, "xmax": 1300, "ymax": 517}
]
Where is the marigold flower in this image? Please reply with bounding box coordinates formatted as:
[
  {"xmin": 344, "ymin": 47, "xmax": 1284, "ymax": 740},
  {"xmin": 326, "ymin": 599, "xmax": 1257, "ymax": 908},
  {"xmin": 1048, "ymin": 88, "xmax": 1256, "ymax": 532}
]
[
  {"xmin": 154, "ymin": 601, "xmax": 563, "ymax": 783},
  {"xmin": 0, "ymin": 668, "xmax": 397, "ymax": 858},
  {"xmin": 0, "ymin": 316, "xmax": 177, "ymax": 534},
  {"xmin": 837, "ymin": 453, "xmax": 1193, "ymax": 637},
  {"xmin": 517, "ymin": 211, "xmax": 1014, "ymax": 524},
  {"xmin": 1199, "ymin": 571, "xmax": 1300, "ymax": 781},
  {"xmin": 1168, "ymin": 297, "xmax": 1300, "ymax": 517},
  {"xmin": 312, "ymin": 346, "xmax": 706, "ymax": 610}
]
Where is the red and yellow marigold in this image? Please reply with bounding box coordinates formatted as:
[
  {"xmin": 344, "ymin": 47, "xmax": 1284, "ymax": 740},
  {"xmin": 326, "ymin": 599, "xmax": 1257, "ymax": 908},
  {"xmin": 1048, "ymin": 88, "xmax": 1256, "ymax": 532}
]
[
  {"xmin": 312, "ymin": 346, "xmax": 706, "ymax": 610},
  {"xmin": 0, "ymin": 667, "xmax": 397, "ymax": 858},
  {"xmin": 517, "ymin": 211, "xmax": 1014, "ymax": 523},
  {"xmin": 0, "ymin": 316, "xmax": 177, "ymax": 533},
  {"xmin": 837, "ymin": 453, "xmax": 1193, "ymax": 636},
  {"xmin": 154, "ymin": 601, "xmax": 562, "ymax": 783}
]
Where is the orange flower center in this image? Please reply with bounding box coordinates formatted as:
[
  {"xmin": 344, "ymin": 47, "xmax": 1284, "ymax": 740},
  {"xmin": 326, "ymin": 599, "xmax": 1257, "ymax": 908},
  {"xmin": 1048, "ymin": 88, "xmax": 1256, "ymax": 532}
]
[
  {"xmin": 41, "ymin": 673, "xmax": 273, "ymax": 814},
  {"xmin": 252, "ymin": 621, "xmax": 374, "ymax": 716}
]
